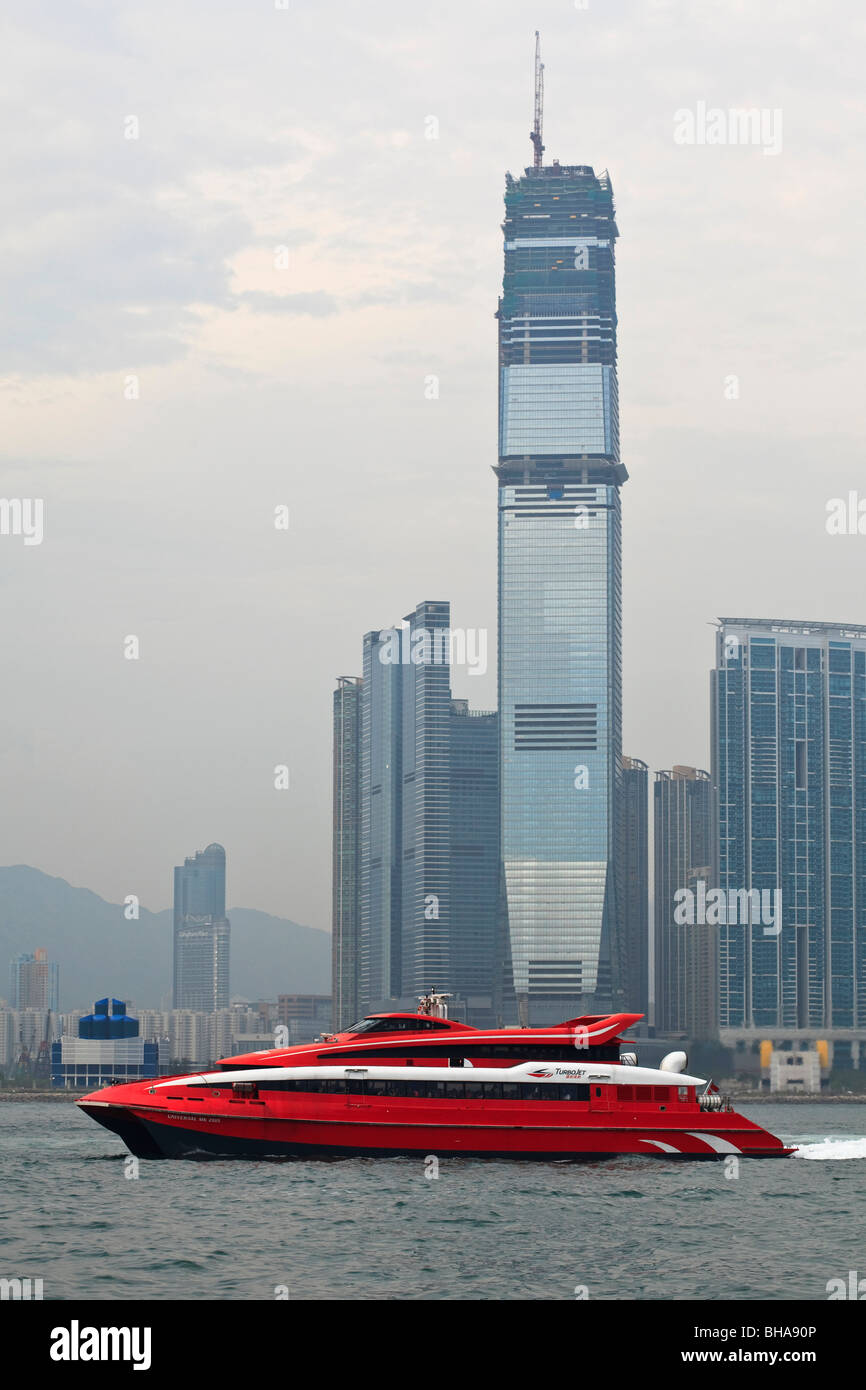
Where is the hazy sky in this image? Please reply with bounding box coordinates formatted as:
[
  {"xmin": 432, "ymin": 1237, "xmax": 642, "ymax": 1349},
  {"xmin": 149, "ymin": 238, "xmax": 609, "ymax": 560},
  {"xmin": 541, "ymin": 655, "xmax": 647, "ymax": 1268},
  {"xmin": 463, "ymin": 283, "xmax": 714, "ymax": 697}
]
[{"xmin": 2, "ymin": 0, "xmax": 864, "ymax": 931}]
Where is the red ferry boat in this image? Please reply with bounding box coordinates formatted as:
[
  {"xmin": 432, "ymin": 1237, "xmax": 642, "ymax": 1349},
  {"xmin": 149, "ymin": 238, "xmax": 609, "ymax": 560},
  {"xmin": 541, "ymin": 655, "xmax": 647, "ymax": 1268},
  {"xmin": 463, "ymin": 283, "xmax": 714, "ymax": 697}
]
[{"xmin": 77, "ymin": 1001, "xmax": 793, "ymax": 1161}]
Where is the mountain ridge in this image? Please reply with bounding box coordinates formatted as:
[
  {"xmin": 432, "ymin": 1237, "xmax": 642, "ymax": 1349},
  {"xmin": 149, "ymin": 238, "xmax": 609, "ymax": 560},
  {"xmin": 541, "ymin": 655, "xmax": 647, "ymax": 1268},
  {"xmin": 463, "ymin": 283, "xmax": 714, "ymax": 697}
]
[{"xmin": 0, "ymin": 865, "xmax": 330, "ymax": 1010}]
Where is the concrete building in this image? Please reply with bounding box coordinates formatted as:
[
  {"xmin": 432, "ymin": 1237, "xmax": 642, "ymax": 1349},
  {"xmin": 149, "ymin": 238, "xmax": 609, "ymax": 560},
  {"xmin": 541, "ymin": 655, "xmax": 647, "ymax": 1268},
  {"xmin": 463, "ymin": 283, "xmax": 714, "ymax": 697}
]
[{"xmin": 768, "ymin": 1049, "xmax": 822, "ymax": 1093}]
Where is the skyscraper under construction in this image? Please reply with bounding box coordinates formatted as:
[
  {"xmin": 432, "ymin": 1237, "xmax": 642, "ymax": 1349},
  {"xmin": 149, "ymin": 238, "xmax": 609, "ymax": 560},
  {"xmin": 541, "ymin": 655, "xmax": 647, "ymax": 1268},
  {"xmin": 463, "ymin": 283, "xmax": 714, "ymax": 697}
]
[{"xmin": 496, "ymin": 37, "xmax": 626, "ymax": 1025}]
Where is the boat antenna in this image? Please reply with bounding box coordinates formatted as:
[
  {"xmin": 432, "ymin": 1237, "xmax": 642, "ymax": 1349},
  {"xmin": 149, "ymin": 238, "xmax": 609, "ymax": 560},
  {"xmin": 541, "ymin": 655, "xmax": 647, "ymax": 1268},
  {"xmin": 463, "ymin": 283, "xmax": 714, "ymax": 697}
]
[{"xmin": 530, "ymin": 31, "xmax": 545, "ymax": 170}]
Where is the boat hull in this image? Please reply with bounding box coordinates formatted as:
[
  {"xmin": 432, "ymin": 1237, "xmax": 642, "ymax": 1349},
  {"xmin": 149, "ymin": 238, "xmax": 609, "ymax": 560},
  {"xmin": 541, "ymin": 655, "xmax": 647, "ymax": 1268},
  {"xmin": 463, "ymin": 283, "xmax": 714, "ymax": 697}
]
[{"xmin": 78, "ymin": 1099, "xmax": 795, "ymax": 1161}]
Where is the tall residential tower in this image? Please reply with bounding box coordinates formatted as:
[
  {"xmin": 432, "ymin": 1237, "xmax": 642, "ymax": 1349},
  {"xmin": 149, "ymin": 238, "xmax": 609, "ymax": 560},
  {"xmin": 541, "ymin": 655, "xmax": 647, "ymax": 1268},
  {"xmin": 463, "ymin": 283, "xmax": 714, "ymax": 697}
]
[
  {"xmin": 621, "ymin": 757, "xmax": 650, "ymax": 1022},
  {"xmin": 712, "ymin": 618, "xmax": 866, "ymax": 1068},
  {"xmin": 334, "ymin": 601, "xmax": 499, "ymax": 1025},
  {"xmin": 496, "ymin": 45, "xmax": 626, "ymax": 1025},
  {"xmin": 9, "ymin": 948, "xmax": 59, "ymax": 1012},
  {"xmin": 654, "ymin": 767, "xmax": 715, "ymax": 1039},
  {"xmin": 332, "ymin": 677, "xmax": 361, "ymax": 1030},
  {"xmin": 172, "ymin": 843, "xmax": 230, "ymax": 1012}
]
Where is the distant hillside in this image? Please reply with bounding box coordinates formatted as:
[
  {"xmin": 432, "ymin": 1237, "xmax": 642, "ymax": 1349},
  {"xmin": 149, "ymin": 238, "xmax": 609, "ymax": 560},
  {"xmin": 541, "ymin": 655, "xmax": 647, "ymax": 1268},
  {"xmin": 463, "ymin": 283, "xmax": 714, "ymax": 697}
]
[{"xmin": 0, "ymin": 866, "xmax": 330, "ymax": 1010}]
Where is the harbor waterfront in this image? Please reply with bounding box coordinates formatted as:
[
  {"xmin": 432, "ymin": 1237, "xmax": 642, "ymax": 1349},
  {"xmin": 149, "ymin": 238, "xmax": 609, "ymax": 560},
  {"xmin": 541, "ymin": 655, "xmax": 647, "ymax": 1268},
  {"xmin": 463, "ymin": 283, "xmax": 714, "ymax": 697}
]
[{"xmin": 1, "ymin": 1099, "xmax": 863, "ymax": 1301}]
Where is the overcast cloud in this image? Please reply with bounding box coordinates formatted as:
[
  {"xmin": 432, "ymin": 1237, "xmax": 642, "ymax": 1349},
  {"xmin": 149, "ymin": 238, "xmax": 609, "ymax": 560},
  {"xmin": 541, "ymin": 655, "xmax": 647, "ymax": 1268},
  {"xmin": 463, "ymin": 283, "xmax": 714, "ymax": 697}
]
[{"xmin": 2, "ymin": 0, "xmax": 864, "ymax": 930}]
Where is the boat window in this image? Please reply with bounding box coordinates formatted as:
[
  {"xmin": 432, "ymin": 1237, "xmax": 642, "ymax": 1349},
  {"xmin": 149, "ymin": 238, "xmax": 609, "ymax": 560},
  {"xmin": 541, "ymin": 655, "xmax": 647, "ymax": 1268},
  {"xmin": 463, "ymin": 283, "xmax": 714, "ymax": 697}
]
[
  {"xmin": 259, "ymin": 1077, "xmax": 590, "ymax": 1100},
  {"xmin": 344, "ymin": 1017, "xmax": 451, "ymax": 1034},
  {"xmin": 232, "ymin": 1081, "xmax": 258, "ymax": 1099},
  {"xmin": 461, "ymin": 1043, "xmax": 621, "ymax": 1062},
  {"xmin": 559, "ymin": 1084, "xmax": 589, "ymax": 1101}
]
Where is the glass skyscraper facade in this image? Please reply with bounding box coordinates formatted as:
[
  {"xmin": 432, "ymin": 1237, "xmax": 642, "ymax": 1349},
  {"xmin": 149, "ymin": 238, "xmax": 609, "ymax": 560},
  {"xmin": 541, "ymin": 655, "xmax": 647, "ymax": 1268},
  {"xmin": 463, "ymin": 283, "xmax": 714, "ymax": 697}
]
[
  {"xmin": 172, "ymin": 843, "xmax": 230, "ymax": 1011},
  {"xmin": 654, "ymin": 767, "xmax": 715, "ymax": 1039},
  {"xmin": 332, "ymin": 676, "xmax": 361, "ymax": 1030},
  {"xmin": 712, "ymin": 619, "xmax": 866, "ymax": 1063},
  {"xmin": 400, "ymin": 601, "xmax": 453, "ymax": 999},
  {"xmin": 450, "ymin": 701, "xmax": 500, "ymax": 1026},
  {"xmin": 337, "ymin": 602, "xmax": 499, "ymax": 1025},
  {"xmin": 358, "ymin": 617, "xmax": 407, "ymax": 1011},
  {"xmin": 621, "ymin": 757, "xmax": 649, "ymax": 1022},
  {"xmin": 496, "ymin": 157, "xmax": 626, "ymax": 1026}
]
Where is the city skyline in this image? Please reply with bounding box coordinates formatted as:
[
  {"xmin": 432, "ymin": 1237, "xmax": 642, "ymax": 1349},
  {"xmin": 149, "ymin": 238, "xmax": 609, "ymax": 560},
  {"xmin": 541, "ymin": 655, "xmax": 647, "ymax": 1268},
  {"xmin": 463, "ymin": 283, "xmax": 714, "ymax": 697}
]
[{"xmin": 3, "ymin": 5, "xmax": 863, "ymax": 929}]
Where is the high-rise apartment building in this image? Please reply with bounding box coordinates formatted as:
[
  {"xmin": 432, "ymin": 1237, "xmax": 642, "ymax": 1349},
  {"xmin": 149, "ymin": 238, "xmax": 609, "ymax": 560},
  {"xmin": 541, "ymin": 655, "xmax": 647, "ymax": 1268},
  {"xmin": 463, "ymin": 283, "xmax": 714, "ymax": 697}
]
[
  {"xmin": 172, "ymin": 843, "xmax": 230, "ymax": 1011},
  {"xmin": 496, "ymin": 101, "xmax": 626, "ymax": 1024},
  {"xmin": 334, "ymin": 602, "xmax": 499, "ymax": 1025},
  {"xmin": 621, "ymin": 758, "xmax": 649, "ymax": 1021},
  {"xmin": 9, "ymin": 948, "xmax": 59, "ymax": 1012},
  {"xmin": 654, "ymin": 767, "xmax": 715, "ymax": 1039},
  {"xmin": 359, "ymin": 622, "xmax": 404, "ymax": 1011},
  {"xmin": 449, "ymin": 701, "xmax": 500, "ymax": 1026},
  {"xmin": 712, "ymin": 618, "xmax": 866, "ymax": 1067},
  {"xmin": 400, "ymin": 601, "xmax": 453, "ymax": 1001},
  {"xmin": 332, "ymin": 677, "xmax": 361, "ymax": 1030}
]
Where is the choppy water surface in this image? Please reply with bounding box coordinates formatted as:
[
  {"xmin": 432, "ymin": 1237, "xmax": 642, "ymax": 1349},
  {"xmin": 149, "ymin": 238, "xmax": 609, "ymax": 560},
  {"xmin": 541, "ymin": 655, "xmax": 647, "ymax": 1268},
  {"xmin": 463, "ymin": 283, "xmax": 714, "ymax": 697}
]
[{"xmin": 0, "ymin": 1101, "xmax": 863, "ymax": 1300}]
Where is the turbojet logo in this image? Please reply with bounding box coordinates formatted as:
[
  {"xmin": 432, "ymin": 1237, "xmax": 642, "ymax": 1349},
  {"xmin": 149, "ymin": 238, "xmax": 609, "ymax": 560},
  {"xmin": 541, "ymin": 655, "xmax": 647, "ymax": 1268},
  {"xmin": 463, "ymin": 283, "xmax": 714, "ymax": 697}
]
[
  {"xmin": 674, "ymin": 101, "xmax": 783, "ymax": 156},
  {"xmin": 674, "ymin": 883, "xmax": 781, "ymax": 936},
  {"xmin": 0, "ymin": 498, "xmax": 43, "ymax": 545},
  {"xmin": 377, "ymin": 625, "xmax": 487, "ymax": 676},
  {"xmin": 49, "ymin": 1321, "xmax": 152, "ymax": 1371}
]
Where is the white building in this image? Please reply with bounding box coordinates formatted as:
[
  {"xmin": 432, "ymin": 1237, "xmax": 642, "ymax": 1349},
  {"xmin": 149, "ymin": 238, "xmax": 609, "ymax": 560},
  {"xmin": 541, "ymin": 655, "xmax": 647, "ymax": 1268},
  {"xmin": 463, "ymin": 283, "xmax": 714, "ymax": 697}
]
[{"xmin": 769, "ymin": 1050, "xmax": 822, "ymax": 1093}]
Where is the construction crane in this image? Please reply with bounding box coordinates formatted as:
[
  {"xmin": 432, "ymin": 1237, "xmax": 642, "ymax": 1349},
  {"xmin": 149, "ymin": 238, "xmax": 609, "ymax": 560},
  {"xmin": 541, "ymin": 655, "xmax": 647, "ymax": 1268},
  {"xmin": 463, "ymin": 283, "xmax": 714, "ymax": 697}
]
[
  {"xmin": 34, "ymin": 1009, "xmax": 52, "ymax": 1081},
  {"xmin": 530, "ymin": 31, "xmax": 544, "ymax": 169}
]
